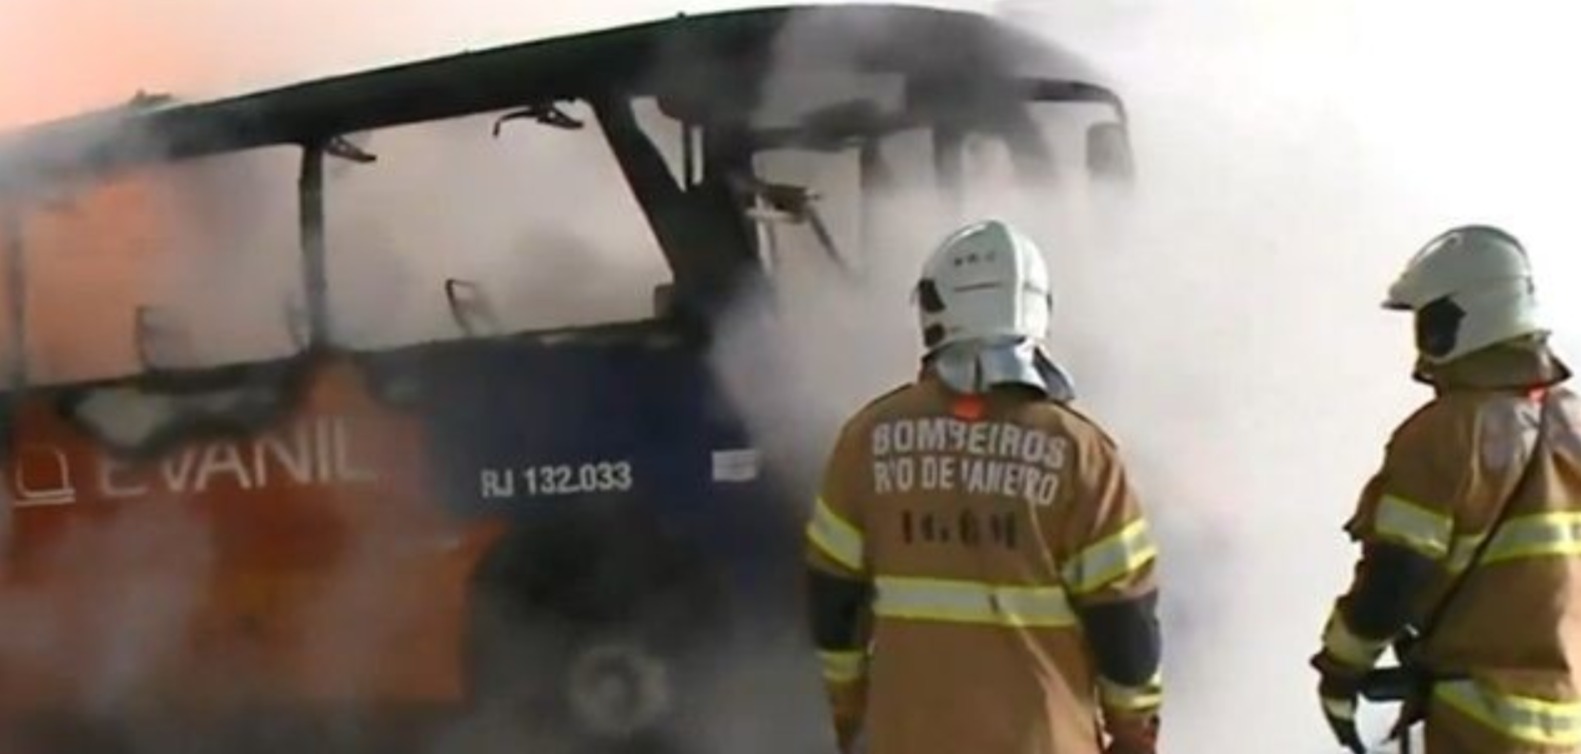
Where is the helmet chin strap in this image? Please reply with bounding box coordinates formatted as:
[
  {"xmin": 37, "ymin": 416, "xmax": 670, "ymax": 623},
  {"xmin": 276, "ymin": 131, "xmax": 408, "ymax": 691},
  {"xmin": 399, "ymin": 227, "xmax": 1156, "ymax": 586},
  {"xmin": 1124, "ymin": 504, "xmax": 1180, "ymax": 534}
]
[{"xmin": 928, "ymin": 338, "xmax": 1076, "ymax": 402}]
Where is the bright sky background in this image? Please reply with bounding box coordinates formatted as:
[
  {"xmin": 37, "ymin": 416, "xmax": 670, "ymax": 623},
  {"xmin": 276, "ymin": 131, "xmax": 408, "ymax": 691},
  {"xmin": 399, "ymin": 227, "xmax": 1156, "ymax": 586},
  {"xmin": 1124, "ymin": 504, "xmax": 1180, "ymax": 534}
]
[{"xmin": 0, "ymin": 0, "xmax": 980, "ymax": 123}]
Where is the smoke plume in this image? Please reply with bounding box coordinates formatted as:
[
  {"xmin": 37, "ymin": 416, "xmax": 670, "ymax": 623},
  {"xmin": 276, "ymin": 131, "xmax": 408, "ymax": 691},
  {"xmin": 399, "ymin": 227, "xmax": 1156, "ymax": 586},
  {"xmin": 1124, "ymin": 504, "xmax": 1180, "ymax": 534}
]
[{"xmin": 707, "ymin": 2, "xmax": 1581, "ymax": 753}]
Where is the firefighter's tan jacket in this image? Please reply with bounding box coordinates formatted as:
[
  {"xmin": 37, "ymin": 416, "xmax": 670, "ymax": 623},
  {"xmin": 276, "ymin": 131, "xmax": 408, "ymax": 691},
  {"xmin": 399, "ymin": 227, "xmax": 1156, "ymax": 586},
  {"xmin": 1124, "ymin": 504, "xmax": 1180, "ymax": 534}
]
[
  {"xmin": 804, "ymin": 375, "xmax": 1160, "ymax": 754},
  {"xmin": 1321, "ymin": 338, "xmax": 1581, "ymax": 750}
]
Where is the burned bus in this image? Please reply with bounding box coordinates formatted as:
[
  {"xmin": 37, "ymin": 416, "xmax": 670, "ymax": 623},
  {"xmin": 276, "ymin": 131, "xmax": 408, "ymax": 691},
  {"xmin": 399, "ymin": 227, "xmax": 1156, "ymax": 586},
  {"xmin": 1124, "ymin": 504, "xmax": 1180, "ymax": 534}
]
[{"xmin": 0, "ymin": 4, "xmax": 1133, "ymax": 752}]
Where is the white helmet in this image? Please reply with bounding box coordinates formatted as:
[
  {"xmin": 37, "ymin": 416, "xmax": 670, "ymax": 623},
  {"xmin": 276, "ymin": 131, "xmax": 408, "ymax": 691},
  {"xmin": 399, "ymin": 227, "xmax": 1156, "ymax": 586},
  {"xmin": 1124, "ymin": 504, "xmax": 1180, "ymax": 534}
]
[
  {"xmin": 1382, "ymin": 225, "xmax": 1545, "ymax": 364},
  {"xmin": 913, "ymin": 219, "xmax": 1052, "ymax": 354}
]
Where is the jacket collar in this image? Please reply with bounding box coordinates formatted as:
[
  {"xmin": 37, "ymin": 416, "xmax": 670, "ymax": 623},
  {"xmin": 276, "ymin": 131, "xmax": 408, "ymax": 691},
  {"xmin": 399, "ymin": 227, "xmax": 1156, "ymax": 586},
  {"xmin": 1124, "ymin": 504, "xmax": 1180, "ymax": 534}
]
[{"xmin": 1415, "ymin": 335, "xmax": 1572, "ymax": 393}]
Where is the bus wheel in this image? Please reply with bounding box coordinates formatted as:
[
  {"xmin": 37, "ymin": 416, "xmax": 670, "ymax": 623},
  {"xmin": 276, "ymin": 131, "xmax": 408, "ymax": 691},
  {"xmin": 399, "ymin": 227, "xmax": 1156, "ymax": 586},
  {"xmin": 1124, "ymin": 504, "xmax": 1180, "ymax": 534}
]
[{"xmin": 460, "ymin": 496, "xmax": 726, "ymax": 744}]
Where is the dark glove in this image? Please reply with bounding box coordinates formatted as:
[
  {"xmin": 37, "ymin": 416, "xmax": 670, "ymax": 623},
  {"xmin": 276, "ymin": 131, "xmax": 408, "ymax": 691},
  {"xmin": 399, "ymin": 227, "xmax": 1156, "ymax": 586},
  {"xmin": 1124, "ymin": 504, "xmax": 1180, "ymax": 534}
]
[
  {"xmin": 833, "ymin": 716, "xmax": 861, "ymax": 754},
  {"xmin": 1102, "ymin": 712, "xmax": 1158, "ymax": 754},
  {"xmin": 826, "ymin": 681, "xmax": 866, "ymax": 754},
  {"xmin": 1312, "ymin": 650, "xmax": 1368, "ymax": 753}
]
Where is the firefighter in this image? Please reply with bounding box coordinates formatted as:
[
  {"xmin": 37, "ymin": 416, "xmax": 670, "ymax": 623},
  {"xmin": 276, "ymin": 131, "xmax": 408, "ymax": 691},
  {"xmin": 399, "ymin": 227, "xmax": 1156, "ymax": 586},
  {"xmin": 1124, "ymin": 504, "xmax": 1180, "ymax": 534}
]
[
  {"xmin": 801, "ymin": 219, "xmax": 1163, "ymax": 754},
  {"xmin": 1311, "ymin": 224, "xmax": 1581, "ymax": 753}
]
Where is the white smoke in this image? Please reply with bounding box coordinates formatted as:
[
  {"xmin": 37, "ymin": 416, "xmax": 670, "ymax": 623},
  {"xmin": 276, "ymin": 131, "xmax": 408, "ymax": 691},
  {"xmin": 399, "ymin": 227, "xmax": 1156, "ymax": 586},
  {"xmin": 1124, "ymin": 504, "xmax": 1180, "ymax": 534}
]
[
  {"xmin": 1008, "ymin": 4, "xmax": 1581, "ymax": 750},
  {"xmin": 707, "ymin": 2, "xmax": 1581, "ymax": 753}
]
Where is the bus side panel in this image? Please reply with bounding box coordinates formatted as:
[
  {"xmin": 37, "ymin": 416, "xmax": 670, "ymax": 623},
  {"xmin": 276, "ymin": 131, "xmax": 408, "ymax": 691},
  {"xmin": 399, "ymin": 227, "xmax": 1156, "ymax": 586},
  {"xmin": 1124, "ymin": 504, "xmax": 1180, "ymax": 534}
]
[
  {"xmin": 399, "ymin": 334, "xmax": 809, "ymax": 609},
  {"xmin": 0, "ymin": 359, "xmax": 498, "ymax": 721}
]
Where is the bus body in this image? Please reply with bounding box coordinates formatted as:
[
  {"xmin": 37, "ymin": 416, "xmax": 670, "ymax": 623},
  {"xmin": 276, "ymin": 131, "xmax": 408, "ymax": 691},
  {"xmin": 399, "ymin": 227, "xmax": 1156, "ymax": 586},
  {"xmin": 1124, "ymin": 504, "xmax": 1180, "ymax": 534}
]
[{"xmin": 0, "ymin": 5, "xmax": 1133, "ymax": 751}]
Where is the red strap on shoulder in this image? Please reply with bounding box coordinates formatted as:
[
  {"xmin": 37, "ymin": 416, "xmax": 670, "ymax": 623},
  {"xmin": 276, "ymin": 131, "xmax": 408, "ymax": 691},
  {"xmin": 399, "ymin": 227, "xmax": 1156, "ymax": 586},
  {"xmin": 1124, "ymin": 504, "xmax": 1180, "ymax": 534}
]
[{"xmin": 951, "ymin": 394, "xmax": 986, "ymax": 421}]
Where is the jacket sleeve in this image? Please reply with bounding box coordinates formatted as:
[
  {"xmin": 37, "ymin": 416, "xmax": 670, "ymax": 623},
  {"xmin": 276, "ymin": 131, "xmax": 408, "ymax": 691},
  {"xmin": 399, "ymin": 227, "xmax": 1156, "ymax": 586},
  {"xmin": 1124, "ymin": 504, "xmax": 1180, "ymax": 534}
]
[
  {"xmin": 803, "ymin": 419, "xmax": 873, "ymax": 743},
  {"xmin": 1318, "ymin": 404, "xmax": 1471, "ymax": 673},
  {"xmin": 1058, "ymin": 432, "xmax": 1163, "ymax": 721}
]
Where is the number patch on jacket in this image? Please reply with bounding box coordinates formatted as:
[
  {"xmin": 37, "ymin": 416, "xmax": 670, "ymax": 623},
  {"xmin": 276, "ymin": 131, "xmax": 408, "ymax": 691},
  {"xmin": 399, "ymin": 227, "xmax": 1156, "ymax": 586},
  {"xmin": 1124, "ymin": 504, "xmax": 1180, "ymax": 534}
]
[{"xmin": 899, "ymin": 508, "xmax": 1018, "ymax": 549}]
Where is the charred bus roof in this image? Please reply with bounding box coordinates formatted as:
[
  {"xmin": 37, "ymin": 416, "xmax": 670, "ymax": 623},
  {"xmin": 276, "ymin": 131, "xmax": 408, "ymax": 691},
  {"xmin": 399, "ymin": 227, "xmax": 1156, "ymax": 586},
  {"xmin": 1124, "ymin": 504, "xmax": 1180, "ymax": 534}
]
[
  {"xmin": 0, "ymin": 4, "xmax": 1118, "ymax": 195},
  {"xmin": 0, "ymin": 3, "xmax": 1131, "ymax": 394}
]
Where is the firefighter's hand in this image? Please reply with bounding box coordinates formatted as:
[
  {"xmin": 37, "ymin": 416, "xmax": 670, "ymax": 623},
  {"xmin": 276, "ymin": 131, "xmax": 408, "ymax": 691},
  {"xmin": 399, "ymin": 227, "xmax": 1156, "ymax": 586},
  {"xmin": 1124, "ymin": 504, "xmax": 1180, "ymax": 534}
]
[
  {"xmin": 1311, "ymin": 651, "xmax": 1368, "ymax": 754},
  {"xmin": 1102, "ymin": 712, "xmax": 1158, "ymax": 754}
]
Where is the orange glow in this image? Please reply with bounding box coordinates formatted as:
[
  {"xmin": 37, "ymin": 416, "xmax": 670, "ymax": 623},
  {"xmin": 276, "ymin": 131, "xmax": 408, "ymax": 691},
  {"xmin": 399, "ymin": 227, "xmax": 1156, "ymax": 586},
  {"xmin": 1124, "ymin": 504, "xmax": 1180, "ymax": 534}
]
[
  {"xmin": 1, "ymin": 4, "xmax": 221, "ymax": 383},
  {"xmin": 0, "ymin": 6, "xmax": 207, "ymax": 126}
]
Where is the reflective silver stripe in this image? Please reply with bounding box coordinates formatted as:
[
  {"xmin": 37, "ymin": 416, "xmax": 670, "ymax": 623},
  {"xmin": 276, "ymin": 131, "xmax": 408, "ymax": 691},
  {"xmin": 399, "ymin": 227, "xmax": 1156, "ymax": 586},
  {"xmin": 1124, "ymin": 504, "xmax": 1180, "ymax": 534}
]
[
  {"xmin": 806, "ymin": 497, "xmax": 864, "ymax": 571},
  {"xmin": 1373, "ymin": 494, "xmax": 1453, "ymax": 560},
  {"xmin": 1435, "ymin": 680, "xmax": 1581, "ymax": 746},
  {"xmin": 1062, "ymin": 518, "xmax": 1158, "ymax": 596},
  {"xmin": 873, "ymin": 576, "xmax": 1076, "ymax": 628},
  {"xmin": 818, "ymin": 650, "xmax": 865, "ymax": 685},
  {"xmin": 1445, "ymin": 534, "xmax": 1484, "ymax": 574},
  {"xmin": 1482, "ymin": 512, "xmax": 1581, "ymax": 565},
  {"xmin": 1320, "ymin": 608, "xmax": 1389, "ymax": 668},
  {"xmin": 1099, "ymin": 673, "xmax": 1163, "ymax": 712}
]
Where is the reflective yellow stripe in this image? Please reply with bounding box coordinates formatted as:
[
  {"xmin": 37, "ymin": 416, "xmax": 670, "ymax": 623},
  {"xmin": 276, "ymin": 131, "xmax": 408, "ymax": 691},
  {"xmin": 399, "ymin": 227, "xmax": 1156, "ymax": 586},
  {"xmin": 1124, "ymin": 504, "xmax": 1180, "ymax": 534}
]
[
  {"xmin": 1482, "ymin": 512, "xmax": 1581, "ymax": 564},
  {"xmin": 1374, "ymin": 494, "xmax": 1454, "ymax": 560},
  {"xmin": 1320, "ymin": 608, "xmax": 1390, "ymax": 669},
  {"xmin": 1435, "ymin": 680, "xmax": 1581, "ymax": 747},
  {"xmin": 1062, "ymin": 518, "xmax": 1158, "ymax": 596},
  {"xmin": 806, "ymin": 497, "xmax": 864, "ymax": 572},
  {"xmin": 1099, "ymin": 673, "xmax": 1163, "ymax": 713},
  {"xmin": 818, "ymin": 650, "xmax": 865, "ymax": 685},
  {"xmin": 1322, "ymin": 695, "xmax": 1357, "ymax": 721},
  {"xmin": 872, "ymin": 576, "xmax": 1075, "ymax": 628}
]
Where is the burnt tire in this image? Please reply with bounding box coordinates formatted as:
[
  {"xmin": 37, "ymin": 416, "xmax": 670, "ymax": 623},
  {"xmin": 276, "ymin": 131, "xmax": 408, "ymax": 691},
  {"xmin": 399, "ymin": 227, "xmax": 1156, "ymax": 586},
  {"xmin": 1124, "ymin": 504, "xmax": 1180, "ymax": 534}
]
[{"xmin": 462, "ymin": 495, "xmax": 729, "ymax": 744}]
